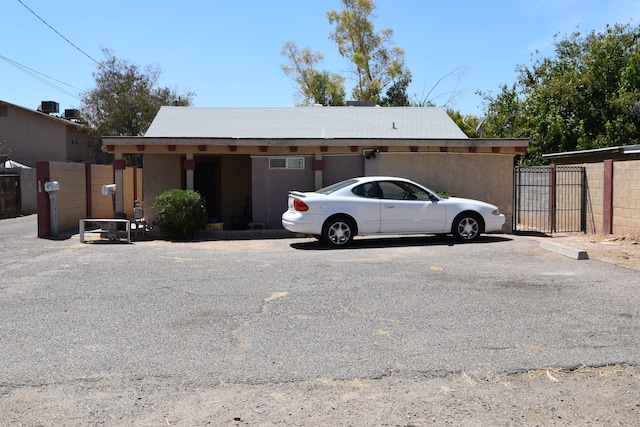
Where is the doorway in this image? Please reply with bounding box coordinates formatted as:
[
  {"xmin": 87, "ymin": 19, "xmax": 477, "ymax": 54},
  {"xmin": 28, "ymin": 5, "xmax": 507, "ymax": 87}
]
[{"xmin": 193, "ymin": 157, "xmax": 220, "ymax": 222}]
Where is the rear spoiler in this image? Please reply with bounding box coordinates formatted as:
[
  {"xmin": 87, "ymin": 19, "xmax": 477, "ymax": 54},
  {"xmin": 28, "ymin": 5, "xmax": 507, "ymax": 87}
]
[{"xmin": 289, "ymin": 191, "xmax": 307, "ymax": 198}]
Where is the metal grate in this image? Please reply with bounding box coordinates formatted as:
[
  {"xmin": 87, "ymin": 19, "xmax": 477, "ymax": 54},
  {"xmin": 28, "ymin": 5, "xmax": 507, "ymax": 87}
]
[{"xmin": 513, "ymin": 166, "xmax": 585, "ymax": 234}]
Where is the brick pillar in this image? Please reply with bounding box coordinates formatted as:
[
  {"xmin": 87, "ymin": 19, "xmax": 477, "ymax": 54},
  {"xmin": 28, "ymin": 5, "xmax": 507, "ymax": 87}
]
[
  {"xmin": 603, "ymin": 159, "xmax": 614, "ymax": 234},
  {"xmin": 36, "ymin": 161, "xmax": 51, "ymax": 238}
]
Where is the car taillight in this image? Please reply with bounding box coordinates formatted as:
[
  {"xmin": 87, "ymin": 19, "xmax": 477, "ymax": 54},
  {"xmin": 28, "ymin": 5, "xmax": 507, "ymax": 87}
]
[{"xmin": 293, "ymin": 198, "xmax": 309, "ymax": 212}]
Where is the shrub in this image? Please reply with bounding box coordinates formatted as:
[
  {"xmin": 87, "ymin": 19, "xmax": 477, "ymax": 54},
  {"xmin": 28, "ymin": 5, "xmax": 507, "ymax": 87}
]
[{"xmin": 153, "ymin": 189, "xmax": 208, "ymax": 240}]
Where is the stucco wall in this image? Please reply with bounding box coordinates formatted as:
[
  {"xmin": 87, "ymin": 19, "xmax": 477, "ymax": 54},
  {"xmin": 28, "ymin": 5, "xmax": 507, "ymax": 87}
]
[
  {"xmin": 0, "ymin": 105, "xmax": 89, "ymax": 167},
  {"xmin": 323, "ymin": 155, "xmax": 364, "ymax": 187},
  {"xmin": 251, "ymin": 155, "xmax": 315, "ymax": 229},
  {"xmin": 143, "ymin": 154, "xmax": 182, "ymax": 223}
]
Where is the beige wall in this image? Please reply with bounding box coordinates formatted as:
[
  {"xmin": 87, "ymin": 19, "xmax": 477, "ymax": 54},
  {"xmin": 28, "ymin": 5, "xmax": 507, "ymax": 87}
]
[
  {"xmin": 571, "ymin": 160, "xmax": 640, "ymax": 236},
  {"xmin": 37, "ymin": 161, "xmax": 143, "ymax": 236},
  {"xmin": 49, "ymin": 162, "xmax": 87, "ymax": 232},
  {"xmin": 612, "ymin": 161, "xmax": 640, "ymax": 236},
  {"xmin": 370, "ymin": 152, "xmax": 514, "ymax": 231},
  {"xmin": 143, "ymin": 154, "xmax": 183, "ymax": 223},
  {"xmin": 0, "ymin": 104, "xmax": 90, "ymax": 167},
  {"xmin": 584, "ymin": 163, "xmax": 604, "ymax": 233},
  {"xmin": 90, "ymin": 165, "xmax": 115, "ymax": 218}
]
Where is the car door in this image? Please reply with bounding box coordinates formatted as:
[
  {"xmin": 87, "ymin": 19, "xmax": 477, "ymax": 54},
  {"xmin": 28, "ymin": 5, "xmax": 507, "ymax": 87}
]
[
  {"xmin": 349, "ymin": 182, "xmax": 382, "ymax": 233},
  {"xmin": 379, "ymin": 181, "xmax": 447, "ymax": 233}
]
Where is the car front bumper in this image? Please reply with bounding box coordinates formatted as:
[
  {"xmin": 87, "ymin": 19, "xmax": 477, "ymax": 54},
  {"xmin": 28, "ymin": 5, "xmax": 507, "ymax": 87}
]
[{"xmin": 484, "ymin": 213, "xmax": 506, "ymax": 233}]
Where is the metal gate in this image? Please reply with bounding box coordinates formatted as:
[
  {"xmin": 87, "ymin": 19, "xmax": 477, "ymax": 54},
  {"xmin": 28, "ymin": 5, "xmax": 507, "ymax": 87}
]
[
  {"xmin": 0, "ymin": 174, "xmax": 21, "ymax": 219},
  {"xmin": 513, "ymin": 165, "xmax": 586, "ymax": 233}
]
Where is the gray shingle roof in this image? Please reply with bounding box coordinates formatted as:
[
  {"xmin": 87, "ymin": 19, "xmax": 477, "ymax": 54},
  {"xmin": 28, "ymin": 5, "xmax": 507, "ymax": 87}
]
[{"xmin": 144, "ymin": 106, "xmax": 468, "ymax": 140}]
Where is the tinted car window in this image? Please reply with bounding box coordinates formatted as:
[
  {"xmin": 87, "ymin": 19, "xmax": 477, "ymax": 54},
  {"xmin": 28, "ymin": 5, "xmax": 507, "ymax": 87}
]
[
  {"xmin": 379, "ymin": 181, "xmax": 433, "ymax": 201},
  {"xmin": 352, "ymin": 182, "xmax": 381, "ymax": 198},
  {"xmin": 316, "ymin": 179, "xmax": 359, "ymax": 195}
]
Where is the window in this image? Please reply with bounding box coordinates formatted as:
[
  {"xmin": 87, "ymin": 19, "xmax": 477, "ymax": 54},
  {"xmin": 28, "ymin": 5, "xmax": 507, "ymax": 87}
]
[
  {"xmin": 0, "ymin": 106, "xmax": 7, "ymax": 117},
  {"xmin": 269, "ymin": 157, "xmax": 305, "ymax": 169},
  {"xmin": 352, "ymin": 182, "xmax": 382, "ymax": 198},
  {"xmin": 378, "ymin": 181, "xmax": 434, "ymax": 201}
]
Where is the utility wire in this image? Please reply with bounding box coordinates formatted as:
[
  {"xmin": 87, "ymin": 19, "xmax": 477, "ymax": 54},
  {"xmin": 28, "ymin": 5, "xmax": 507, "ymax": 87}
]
[
  {"xmin": 17, "ymin": 0, "xmax": 100, "ymax": 65},
  {"xmin": 0, "ymin": 54, "xmax": 82, "ymax": 100}
]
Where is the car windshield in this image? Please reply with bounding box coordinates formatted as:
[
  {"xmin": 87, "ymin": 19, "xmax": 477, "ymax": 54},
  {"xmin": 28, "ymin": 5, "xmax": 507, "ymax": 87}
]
[{"xmin": 316, "ymin": 179, "xmax": 359, "ymax": 195}]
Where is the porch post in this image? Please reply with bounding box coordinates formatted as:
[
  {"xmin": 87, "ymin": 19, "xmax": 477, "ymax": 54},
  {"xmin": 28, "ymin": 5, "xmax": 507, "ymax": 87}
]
[
  {"xmin": 603, "ymin": 159, "xmax": 614, "ymax": 234},
  {"xmin": 314, "ymin": 152, "xmax": 323, "ymax": 189},
  {"xmin": 113, "ymin": 155, "xmax": 125, "ymax": 217},
  {"xmin": 185, "ymin": 152, "xmax": 195, "ymax": 190}
]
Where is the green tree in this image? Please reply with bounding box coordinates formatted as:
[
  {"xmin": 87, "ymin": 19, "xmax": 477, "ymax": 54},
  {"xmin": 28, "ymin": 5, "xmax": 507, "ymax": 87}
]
[
  {"xmin": 327, "ymin": 0, "xmax": 411, "ymax": 103},
  {"xmin": 380, "ymin": 74, "xmax": 412, "ymax": 106},
  {"xmin": 281, "ymin": 42, "xmax": 346, "ymax": 106},
  {"xmin": 446, "ymin": 110, "xmax": 484, "ymax": 138},
  {"xmin": 483, "ymin": 23, "xmax": 640, "ymax": 164},
  {"xmin": 80, "ymin": 48, "xmax": 195, "ymax": 165}
]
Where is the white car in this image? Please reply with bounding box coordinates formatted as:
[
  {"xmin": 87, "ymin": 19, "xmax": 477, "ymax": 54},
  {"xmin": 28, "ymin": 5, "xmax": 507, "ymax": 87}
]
[{"xmin": 282, "ymin": 176, "xmax": 505, "ymax": 247}]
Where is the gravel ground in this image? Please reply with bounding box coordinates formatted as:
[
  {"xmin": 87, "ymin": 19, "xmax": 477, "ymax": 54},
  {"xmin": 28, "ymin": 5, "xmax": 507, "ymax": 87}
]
[
  {"xmin": 2, "ymin": 365, "xmax": 639, "ymax": 426},
  {"xmin": 1, "ymin": 217, "xmax": 639, "ymax": 426}
]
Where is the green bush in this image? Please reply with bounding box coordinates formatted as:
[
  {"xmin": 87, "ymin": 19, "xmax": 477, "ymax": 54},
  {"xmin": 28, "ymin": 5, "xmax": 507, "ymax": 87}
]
[{"xmin": 154, "ymin": 189, "xmax": 208, "ymax": 240}]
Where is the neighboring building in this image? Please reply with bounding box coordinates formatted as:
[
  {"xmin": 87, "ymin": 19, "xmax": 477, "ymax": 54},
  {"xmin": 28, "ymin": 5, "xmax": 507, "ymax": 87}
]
[
  {"xmin": 0, "ymin": 100, "xmax": 90, "ymax": 167},
  {"xmin": 103, "ymin": 106, "xmax": 529, "ymax": 230}
]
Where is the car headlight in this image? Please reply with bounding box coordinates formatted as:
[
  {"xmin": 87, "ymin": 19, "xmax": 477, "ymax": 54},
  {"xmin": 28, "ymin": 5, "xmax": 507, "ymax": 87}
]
[{"xmin": 491, "ymin": 209, "xmax": 500, "ymax": 215}]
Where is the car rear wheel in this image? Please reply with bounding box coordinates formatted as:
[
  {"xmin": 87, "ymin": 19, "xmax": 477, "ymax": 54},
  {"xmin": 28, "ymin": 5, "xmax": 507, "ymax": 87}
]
[
  {"xmin": 323, "ymin": 216, "xmax": 355, "ymax": 247},
  {"xmin": 452, "ymin": 213, "xmax": 482, "ymax": 242}
]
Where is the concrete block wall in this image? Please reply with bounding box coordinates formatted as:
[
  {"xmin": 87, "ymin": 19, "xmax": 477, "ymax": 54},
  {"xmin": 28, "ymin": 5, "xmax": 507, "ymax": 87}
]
[
  {"xmin": 37, "ymin": 161, "xmax": 142, "ymax": 237},
  {"xmin": 49, "ymin": 162, "xmax": 87, "ymax": 232},
  {"xmin": 578, "ymin": 160, "xmax": 639, "ymax": 236},
  {"xmin": 613, "ymin": 160, "xmax": 640, "ymax": 236},
  {"xmin": 91, "ymin": 164, "xmax": 116, "ymax": 218},
  {"xmin": 583, "ymin": 163, "xmax": 604, "ymax": 233}
]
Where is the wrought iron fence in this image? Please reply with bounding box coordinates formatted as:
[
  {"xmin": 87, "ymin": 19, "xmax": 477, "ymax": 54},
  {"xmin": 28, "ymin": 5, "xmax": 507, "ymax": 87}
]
[{"xmin": 513, "ymin": 166, "xmax": 585, "ymax": 233}]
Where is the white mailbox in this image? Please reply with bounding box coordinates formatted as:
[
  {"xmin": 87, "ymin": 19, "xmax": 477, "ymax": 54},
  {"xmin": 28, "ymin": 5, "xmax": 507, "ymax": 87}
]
[
  {"xmin": 102, "ymin": 184, "xmax": 116, "ymax": 196},
  {"xmin": 44, "ymin": 180, "xmax": 60, "ymax": 192}
]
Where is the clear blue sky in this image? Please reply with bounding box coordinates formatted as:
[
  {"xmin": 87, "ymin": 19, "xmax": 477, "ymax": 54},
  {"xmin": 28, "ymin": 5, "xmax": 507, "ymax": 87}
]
[{"xmin": 1, "ymin": 0, "xmax": 637, "ymax": 117}]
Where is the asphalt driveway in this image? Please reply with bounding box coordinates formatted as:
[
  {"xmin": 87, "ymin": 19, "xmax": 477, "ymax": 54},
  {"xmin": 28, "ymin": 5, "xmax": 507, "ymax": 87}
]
[{"xmin": 1, "ymin": 215, "xmax": 639, "ymax": 424}]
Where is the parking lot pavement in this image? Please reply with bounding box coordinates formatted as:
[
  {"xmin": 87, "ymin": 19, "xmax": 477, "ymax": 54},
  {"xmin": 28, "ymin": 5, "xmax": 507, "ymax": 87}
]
[
  {"xmin": 1, "ymin": 214, "xmax": 639, "ymax": 386},
  {"xmin": 2, "ymin": 215, "xmax": 640, "ymax": 425}
]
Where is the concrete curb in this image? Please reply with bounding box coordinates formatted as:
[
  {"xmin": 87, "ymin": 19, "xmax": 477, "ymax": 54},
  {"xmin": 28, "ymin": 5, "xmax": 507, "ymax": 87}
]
[{"xmin": 540, "ymin": 240, "xmax": 589, "ymax": 260}]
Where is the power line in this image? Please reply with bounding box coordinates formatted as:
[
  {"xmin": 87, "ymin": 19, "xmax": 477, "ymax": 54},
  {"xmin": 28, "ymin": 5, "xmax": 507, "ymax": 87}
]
[
  {"xmin": 17, "ymin": 0, "xmax": 100, "ymax": 65},
  {"xmin": 0, "ymin": 54, "xmax": 82, "ymax": 100}
]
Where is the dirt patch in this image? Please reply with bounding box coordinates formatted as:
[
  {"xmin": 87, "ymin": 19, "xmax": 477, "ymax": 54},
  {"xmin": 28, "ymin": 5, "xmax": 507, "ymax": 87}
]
[
  {"xmin": 2, "ymin": 366, "xmax": 639, "ymax": 426},
  {"xmin": 537, "ymin": 232, "xmax": 640, "ymax": 271}
]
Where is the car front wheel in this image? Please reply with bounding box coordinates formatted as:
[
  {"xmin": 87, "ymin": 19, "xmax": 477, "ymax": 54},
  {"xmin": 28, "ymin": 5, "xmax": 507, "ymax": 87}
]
[
  {"xmin": 323, "ymin": 217, "xmax": 355, "ymax": 247},
  {"xmin": 452, "ymin": 213, "xmax": 482, "ymax": 242}
]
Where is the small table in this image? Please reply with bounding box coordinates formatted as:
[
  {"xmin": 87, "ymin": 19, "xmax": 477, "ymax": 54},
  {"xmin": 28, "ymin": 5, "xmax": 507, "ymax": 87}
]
[{"xmin": 79, "ymin": 219, "xmax": 131, "ymax": 243}]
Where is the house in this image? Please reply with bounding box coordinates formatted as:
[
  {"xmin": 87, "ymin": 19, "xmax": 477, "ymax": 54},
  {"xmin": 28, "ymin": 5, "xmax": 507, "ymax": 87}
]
[
  {"xmin": 0, "ymin": 100, "xmax": 90, "ymax": 167},
  {"xmin": 103, "ymin": 106, "xmax": 529, "ymax": 230}
]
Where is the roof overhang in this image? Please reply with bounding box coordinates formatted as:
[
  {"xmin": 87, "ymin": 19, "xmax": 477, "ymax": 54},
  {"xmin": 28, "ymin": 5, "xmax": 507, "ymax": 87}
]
[
  {"xmin": 543, "ymin": 144, "xmax": 640, "ymax": 162},
  {"xmin": 103, "ymin": 136, "xmax": 529, "ymax": 150}
]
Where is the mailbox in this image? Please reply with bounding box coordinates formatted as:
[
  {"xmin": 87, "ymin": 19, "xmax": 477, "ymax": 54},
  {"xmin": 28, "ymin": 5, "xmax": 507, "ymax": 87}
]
[
  {"xmin": 44, "ymin": 181, "xmax": 60, "ymax": 192},
  {"xmin": 102, "ymin": 184, "xmax": 116, "ymax": 196}
]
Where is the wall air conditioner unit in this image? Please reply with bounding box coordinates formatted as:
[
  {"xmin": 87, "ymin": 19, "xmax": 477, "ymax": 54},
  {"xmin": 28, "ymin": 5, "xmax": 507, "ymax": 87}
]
[{"xmin": 40, "ymin": 101, "xmax": 59, "ymax": 114}]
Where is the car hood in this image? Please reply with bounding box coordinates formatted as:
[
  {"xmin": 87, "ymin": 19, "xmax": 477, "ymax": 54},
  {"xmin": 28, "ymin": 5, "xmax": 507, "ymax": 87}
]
[{"xmin": 445, "ymin": 196, "xmax": 498, "ymax": 210}]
